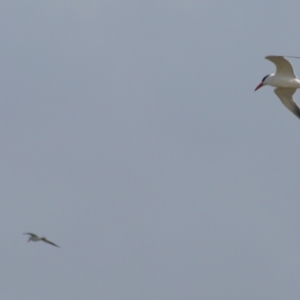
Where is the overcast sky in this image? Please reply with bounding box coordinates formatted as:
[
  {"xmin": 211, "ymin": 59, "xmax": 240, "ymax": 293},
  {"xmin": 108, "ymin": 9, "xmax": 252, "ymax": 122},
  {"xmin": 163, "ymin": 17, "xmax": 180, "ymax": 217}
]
[{"xmin": 2, "ymin": 1, "xmax": 300, "ymax": 299}]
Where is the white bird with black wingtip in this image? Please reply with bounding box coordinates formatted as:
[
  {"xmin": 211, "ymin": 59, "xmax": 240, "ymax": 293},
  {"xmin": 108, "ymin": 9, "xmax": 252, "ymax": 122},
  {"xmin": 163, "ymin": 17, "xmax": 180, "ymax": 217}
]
[
  {"xmin": 255, "ymin": 55, "xmax": 300, "ymax": 119},
  {"xmin": 23, "ymin": 232, "xmax": 60, "ymax": 248}
]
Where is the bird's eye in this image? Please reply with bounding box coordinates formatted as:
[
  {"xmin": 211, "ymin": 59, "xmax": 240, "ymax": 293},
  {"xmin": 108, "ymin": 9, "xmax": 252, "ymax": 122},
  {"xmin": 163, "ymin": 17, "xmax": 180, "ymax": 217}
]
[{"xmin": 262, "ymin": 75, "xmax": 269, "ymax": 82}]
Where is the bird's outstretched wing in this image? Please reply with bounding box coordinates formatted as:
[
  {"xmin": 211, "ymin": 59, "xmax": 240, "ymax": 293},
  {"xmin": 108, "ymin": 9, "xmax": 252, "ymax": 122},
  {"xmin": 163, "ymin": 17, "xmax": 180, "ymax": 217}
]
[
  {"xmin": 274, "ymin": 87, "xmax": 300, "ymax": 119},
  {"xmin": 41, "ymin": 238, "xmax": 60, "ymax": 248},
  {"xmin": 23, "ymin": 232, "xmax": 38, "ymax": 238},
  {"xmin": 265, "ymin": 56, "xmax": 296, "ymax": 78}
]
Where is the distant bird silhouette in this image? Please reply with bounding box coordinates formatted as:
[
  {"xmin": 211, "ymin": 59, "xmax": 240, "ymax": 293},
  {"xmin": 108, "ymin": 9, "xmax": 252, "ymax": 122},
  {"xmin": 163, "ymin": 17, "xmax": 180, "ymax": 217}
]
[{"xmin": 23, "ymin": 232, "xmax": 60, "ymax": 248}]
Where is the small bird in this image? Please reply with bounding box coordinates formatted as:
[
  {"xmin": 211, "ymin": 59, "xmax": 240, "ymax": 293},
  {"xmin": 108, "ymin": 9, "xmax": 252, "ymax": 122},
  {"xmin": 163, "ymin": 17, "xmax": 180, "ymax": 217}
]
[
  {"xmin": 255, "ymin": 55, "xmax": 300, "ymax": 119},
  {"xmin": 23, "ymin": 232, "xmax": 60, "ymax": 248}
]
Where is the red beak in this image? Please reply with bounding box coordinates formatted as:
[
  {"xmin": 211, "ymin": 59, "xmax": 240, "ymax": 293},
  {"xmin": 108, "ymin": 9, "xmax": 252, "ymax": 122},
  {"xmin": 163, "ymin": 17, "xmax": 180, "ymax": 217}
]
[{"xmin": 254, "ymin": 82, "xmax": 264, "ymax": 91}]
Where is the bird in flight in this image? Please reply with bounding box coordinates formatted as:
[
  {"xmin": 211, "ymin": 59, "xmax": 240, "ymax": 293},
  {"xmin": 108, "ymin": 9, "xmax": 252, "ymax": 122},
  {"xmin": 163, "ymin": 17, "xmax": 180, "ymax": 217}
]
[
  {"xmin": 255, "ymin": 55, "xmax": 300, "ymax": 119},
  {"xmin": 23, "ymin": 232, "xmax": 60, "ymax": 248}
]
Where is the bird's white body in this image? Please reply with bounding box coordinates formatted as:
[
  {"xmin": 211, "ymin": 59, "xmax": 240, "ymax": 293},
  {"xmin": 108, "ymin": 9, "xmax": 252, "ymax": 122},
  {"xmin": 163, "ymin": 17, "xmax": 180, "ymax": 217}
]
[
  {"xmin": 255, "ymin": 55, "xmax": 300, "ymax": 119},
  {"xmin": 28, "ymin": 235, "xmax": 41, "ymax": 242},
  {"xmin": 264, "ymin": 73, "xmax": 300, "ymax": 88}
]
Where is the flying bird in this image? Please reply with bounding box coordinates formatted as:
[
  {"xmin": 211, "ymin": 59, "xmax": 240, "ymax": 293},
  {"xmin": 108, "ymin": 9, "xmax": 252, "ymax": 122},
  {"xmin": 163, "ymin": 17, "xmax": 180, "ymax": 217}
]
[
  {"xmin": 23, "ymin": 232, "xmax": 60, "ymax": 248},
  {"xmin": 255, "ymin": 55, "xmax": 300, "ymax": 119}
]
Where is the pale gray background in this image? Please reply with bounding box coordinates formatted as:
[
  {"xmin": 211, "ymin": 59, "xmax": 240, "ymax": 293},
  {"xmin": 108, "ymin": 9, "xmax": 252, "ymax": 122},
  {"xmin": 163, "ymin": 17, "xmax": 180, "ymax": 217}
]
[{"xmin": 1, "ymin": 1, "xmax": 300, "ymax": 299}]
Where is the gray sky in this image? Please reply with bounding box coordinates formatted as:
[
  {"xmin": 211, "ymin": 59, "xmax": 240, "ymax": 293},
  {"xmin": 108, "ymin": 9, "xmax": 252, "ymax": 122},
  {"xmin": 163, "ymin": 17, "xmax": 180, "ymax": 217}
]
[{"xmin": 1, "ymin": 1, "xmax": 300, "ymax": 299}]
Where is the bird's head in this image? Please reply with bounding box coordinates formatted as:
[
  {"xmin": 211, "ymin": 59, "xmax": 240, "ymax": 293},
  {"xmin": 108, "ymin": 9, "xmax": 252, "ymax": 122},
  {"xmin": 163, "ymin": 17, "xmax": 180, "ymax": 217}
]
[{"xmin": 255, "ymin": 74, "xmax": 270, "ymax": 91}]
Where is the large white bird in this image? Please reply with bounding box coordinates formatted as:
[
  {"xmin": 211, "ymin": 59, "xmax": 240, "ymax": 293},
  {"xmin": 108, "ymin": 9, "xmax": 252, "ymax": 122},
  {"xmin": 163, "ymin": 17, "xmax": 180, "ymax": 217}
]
[
  {"xmin": 255, "ymin": 55, "xmax": 300, "ymax": 119},
  {"xmin": 23, "ymin": 232, "xmax": 60, "ymax": 248}
]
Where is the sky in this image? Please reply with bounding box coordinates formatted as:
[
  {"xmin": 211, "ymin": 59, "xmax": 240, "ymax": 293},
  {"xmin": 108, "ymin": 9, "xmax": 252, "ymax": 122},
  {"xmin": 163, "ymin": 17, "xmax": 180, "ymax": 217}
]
[{"xmin": 1, "ymin": 1, "xmax": 300, "ymax": 299}]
